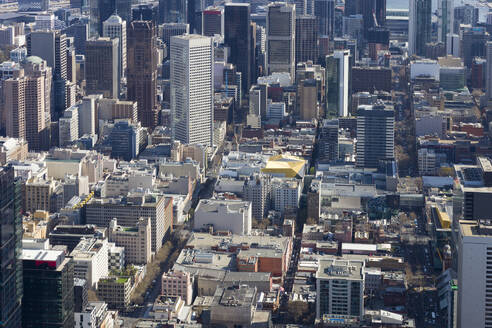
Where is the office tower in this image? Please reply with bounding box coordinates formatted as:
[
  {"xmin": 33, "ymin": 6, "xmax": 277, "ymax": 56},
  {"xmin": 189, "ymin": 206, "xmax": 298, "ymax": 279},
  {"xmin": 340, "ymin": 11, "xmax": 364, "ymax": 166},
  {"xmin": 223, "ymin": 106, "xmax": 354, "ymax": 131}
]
[
  {"xmin": 19, "ymin": 0, "xmax": 49, "ymax": 11},
  {"xmin": 438, "ymin": 0, "xmax": 454, "ymax": 48},
  {"xmin": 63, "ymin": 21, "xmax": 89, "ymax": 55},
  {"xmin": 408, "ymin": 0, "xmax": 431, "ymax": 56},
  {"xmin": 356, "ymin": 104, "xmax": 395, "ymax": 168},
  {"xmin": 127, "ymin": 21, "xmax": 159, "ymax": 128},
  {"xmin": 27, "ymin": 30, "xmax": 68, "ymax": 117},
  {"xmin": 103, "ymin": 14, "xmax": 127, "ymax": 80},
  {"xmin": 132, "ymin": 3, "xmax": 159, "ymax": 26},
  {"xmin": 21, "ymin": 249, "xmax": 74, "ymax": 328},
  {"xmin": 486, "ymin": 42, "xmax": 492, "ymax": 101},
  {"xmin": 109, "ymin": 120, "xmax": 146, "ymax": 161},
  {"xmin": 0, "ymin": 167, "xmax": 22, "ymax": 328},
  {"xmin": 224, "ymin": 3, "xmax": 252, "ymax": 93},
  {"xmin": 297, "ymin": 78, "xmax": 318, "ymax": 120},
  {"xmin": 295, "ymin": 15, "xmax": 318, "ymax": 64},
  {"xmin": 454, "ymin": 4, "xmax": 479, "ymax": 31},
  {"xmin": 243, "ymin": 174, "xmax": 271, "ymax": 220},
  {"xmin": 457, "ymin": 221, "xmax": 492, "ymax": 328},
  {"xmin": 319, "ymin": 119, "xmax": 338, "ymax": 161},
  {"xmin": 160, "ymin": 23, "xmax": 189, "ymax": 48},
  {"xmin": 314, "ymin": 0, "xmax": 334, "ymax": 37},
  {"xmin": 4, "ymin": 63, "xmax": 51, "ymax": 151},
  {"xmin": 250, "ymin": 22, "xmax": 258, "ymax": 84},
  {"xmin": 266, "ymin": 2, "xmax": 296, "ymax": 81},
  {"xmin": 462, "ymin": 26, "xmax": 489, "ymax": 68},
  {"xmin": 85, "ymin": 37, "xmax": 119, "ymax": 98},
  {"xmin": 171, "ymin": 34, "xmax": 213, "ymax": 146},
  {"xmin": 316, "ymin": 258, "xmax": 365, "ymax": 319},
  {"xmin": 325, "ymin": 50, "xmax": 349, "ymax": 118},
  {"xmin": 59, "ymin": 105, "xmax": 79, "ymax": 147},
  {"xmin": 202, "ymin": 6, "xmax": 223, "ymax": 36},
  {"xmin": 97, "ymin": 0, "xmax": 131, "ymax": 35},
  {"xmin": 159, "ymin": 0, "xmax": 187, "ymax": 23},
  {"xmin": 345, "ymin": 0, "xmax": 385, "ymax": 34},
  {"xmin": 74, "ymin": 278, "xmax": 88, "ymax": 313}
]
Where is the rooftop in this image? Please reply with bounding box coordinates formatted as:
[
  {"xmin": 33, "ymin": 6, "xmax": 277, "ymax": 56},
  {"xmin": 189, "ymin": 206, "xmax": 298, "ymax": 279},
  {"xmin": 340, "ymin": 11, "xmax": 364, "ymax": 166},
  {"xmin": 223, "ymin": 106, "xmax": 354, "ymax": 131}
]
[{"xmin": 317, "ymin": 258, "xmax": 364, "ymax": 281}]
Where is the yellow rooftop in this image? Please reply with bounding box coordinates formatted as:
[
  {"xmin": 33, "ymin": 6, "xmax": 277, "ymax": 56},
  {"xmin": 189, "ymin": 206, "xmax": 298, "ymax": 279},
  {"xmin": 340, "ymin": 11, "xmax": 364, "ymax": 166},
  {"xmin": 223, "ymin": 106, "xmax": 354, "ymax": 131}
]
[{"xmin": 261, "ymin": 154, "xmax": 306, "ymax": 178}]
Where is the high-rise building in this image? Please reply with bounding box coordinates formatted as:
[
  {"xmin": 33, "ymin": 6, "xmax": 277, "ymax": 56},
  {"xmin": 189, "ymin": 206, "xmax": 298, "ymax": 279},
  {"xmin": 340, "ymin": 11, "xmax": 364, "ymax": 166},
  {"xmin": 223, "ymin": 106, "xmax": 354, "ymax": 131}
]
[
  {"xmin": 85, "ymin": 37, "xmax": 119, "ymax": 98},
  {"xmin": 295, "ymin": 15, "xmax": 318, "ymax": 64},
  {"xmin": 439, "ymin": 0, "xmax": 454, "ymax": 46},
  {"xmin": 314, "ymin": 0, "xmax": 335, "ymax": 37},
  {"xmin": 21, "ymin": 249, "xmax": 74, "ymax": 328},
  {"xmin": 408, "ymin": 0, "xmax": 431, "ymax": 56},
  {"xmin": 0, "ymin": 166, "xmax": 22, "ymax": 328},
  {"xmin": 109, "ymin": 119, "xmax": 146, "ymax": 161},
  {"xmin": 95, "ymin": 0, "xmax": 131, "ymax": 35},
  {"xmin": 59, "ymin": 104, "xmax": 79, "ymax": 147},
  {"xmin": 356, "ymin": 104, "xmax": 395, "ymax": 168},
  {"xmin": 319, "ymin": 119, "xmax": 339, "ymax": 161},
  {"xmin": 159, "ymin": 0, "xmax": 187, "ymax": 24},
  {"xmin": 127, "ymin": 21, "xmax": 159, "ymax": 128},
  {"xmin": 266, "ymin": 2, "xmax": 296, "ymax": 81},
  {"xmin": 316, "ymin": 258, "xmax": 365, "ymax": 319},
  {"xmin": 4, "ymin": 60, "xmax": 51, "ymax": 151},
  {"xmin": 325, "ymin": 50, "xmax": 349, "ymax": 118},
  {"xmin": 344, "ymin": 0, "xmax": 385, "ymax": 34},
  {"xmin": 462, "ymin": 26, "xmax": 489, "ymax": 68},
  {"xmin": 487, "ymin": 42, "xmax": 492, "ymax": 101},
  {"xmin": 297, "ymin": 78, "xmax": 318, "ymax": 120},
  {"xmin": 454, "ymin": 4, "xmax": 478, "ymax": 31},
  {"xmin": 160, "ymin": 22, "xmax": 189, "ymax": 48},
  {"xmin": 103, "ymin": 14, "xmax": 127, "ymax": 80},
  {"xmin": 457, "ymin": 221, "xmax": 492, "ymax": 328},
  {"xmin": 224, "ymin": 3, "xmax": 252, "ymax": 93},
  {"xmin": 109, "ymin": 218, "xmax": 152, "ymax": 265},
  {"xmin": 202, "ymin": 6, "xmax": 223, "ymax": 37},
  {"xmin": 171, "ymin": 34, "xmax": 213, "ymax": 146},
  {"xmin": 132, "ymin": 3, "xmax": 160, "ymax": 26},
  {"xmin": 27, "ymin": 30, "xmax": 68, "ymax": 117},
  {"xmin": 243, "ymin": 174, "xmax": 271, "ymax": 220}
]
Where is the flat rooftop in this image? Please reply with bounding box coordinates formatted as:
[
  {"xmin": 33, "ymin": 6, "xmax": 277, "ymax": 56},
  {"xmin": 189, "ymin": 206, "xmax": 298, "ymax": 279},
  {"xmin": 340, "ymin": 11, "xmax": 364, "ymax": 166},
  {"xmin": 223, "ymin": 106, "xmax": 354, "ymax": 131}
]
[{"xmin": 317, "ymin": 258, "xmax": 364, "ymax": 281}]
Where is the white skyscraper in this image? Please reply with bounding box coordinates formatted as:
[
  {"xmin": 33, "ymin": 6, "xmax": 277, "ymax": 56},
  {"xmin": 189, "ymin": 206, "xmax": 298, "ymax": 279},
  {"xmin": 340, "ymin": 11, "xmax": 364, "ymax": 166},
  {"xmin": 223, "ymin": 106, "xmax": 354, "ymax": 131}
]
[
  {"xmin": 170, "ymin": 34, "xmax": 214, "ymax": 146},
  {"xmin": 266, "ymin": 2, "xmax": 296, "ymax": 82},
  {"xmin": 103, "ymin": 14, "xmax": 127, "ymax": 80},
  {"xmin": 326, "ymin": 50, "xmax": 349, "ymax": 117},
  {"xmin": 458, "ymin": 220, "xmax": 492, "ymax": 328}
]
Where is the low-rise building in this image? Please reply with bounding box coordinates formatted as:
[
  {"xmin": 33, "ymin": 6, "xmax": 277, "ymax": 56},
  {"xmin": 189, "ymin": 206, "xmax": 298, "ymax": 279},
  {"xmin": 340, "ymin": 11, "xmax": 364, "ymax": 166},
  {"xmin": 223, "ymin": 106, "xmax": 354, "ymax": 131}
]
[
  {"xmin": 161, "ymin": 270, "xmax": 193, "ymax": 305},
  {"xmin": 71, "ymin": 238, "xmax": 109, "ymax": 288},
  {"xmin": 108, "ymin": 218, "xmax": 152, "ymax": 265},
  {"xmin": 97, "ymin": 276, "xmax": 132, "ymax": 310},
  {"xmin": 194, "ymin": 199, "xmax": 252, "ymax": 235}
]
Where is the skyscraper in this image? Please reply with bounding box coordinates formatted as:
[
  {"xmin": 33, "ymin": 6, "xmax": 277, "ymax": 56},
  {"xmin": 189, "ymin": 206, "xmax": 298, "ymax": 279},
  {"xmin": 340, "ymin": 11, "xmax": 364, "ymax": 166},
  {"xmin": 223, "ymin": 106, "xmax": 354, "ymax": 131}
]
[
  {"xmin": 171, "ymin": 34, "xmax": 214, "ymax": 146},
  {"xmin": 438, "ymin": 0, "xmax": 454, "ymax": 49},
  {"xmin": 457, "ymin": 221, "xmax": 492, "ymax": 328},
  {"xmin": 325, "ymin": 50, "xmax": 349, "ymax": 118},
  {"xmin": 319, "ymin": 119, "xmax": 339, "ymax": 161},
  {"xmin": 127, "ymin": 21, "xmax": 159, "ymax": 128},
  {"xmin": 160, "ymin": 22, "xmax": 189, "ymax": 48},
  {"xmin": 85, "ymin": 37, "xmax": 119, "ymax": 98},
  {"xmin": 21, "ymin": 249, "xmax": 74, "ymax": 328},
  {"xmin": 103, "ymin": 14, "xmax": 126, "ymax": 80},
  {"xmin": 356, "ymin": 104, "xmax": 395, "ymax": 168},
  {"xmin": 0, "ymin": 166, "xmax": 22, "ymax": 328},
  {"xmin": 408, "ymin": 0, "xmax": 431, "ymax": 56},
  {"xmin": 266, "ymin": 2, "xmax": 296, "ymax": 81},
  {"xmin": 4, "ymin": 58, "xmax": 51, "ymax": 151},
  {"xmin": 202, "ymin": 6, "xmax": 223, "ymax": 37},
  {"xmin": 224, "ymin": 3, "xmax": 251, "ymax": 93},
  {"xmin": 295, "ymin": 15, "xmax": 318, "ymax": 64},
  {"xmin": 486, "ymin": 41, "xmax": 492, "ymax": 101},
  {"xmin": 26, "ymin": 30, "xmax": 68, "ymax": 117},
  {"xmin": 314, "ymin": 0, "xmax": 335, "ymax": 37},
  {"xmin": 344, "ymin": 0, "xmax": 386, "ymax": 34},
  {"xmin": 159, "ymin": 0, "xmax": 187, "ymax": 24},
  {"xmin": 96, "ymin": 0, "xmax": 131, "ymax": 35}
]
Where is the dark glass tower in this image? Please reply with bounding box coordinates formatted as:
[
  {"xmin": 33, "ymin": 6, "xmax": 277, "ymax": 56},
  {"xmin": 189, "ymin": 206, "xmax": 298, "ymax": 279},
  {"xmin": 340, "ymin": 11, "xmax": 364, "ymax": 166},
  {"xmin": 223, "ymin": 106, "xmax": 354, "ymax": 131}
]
[
  {"xmin": 21, "ymin": 250, "xmax": 74, "ymax": 328},
  {"xmin": 0, "ymin": 166, "xmax": 22, "ymax": 328},
  {"xmin": 314, "ymin": 0, "xmax": 335, "ymax": 37},
  {"xmin": 224, "ymin": 3, "xmax": 252, "ymax": 93},
  {"xmin": 127, "ymin": 21, "xmax": 159, "ymax": 128}
]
